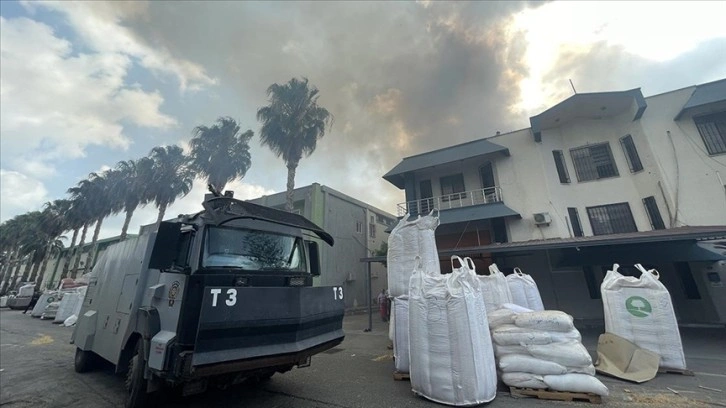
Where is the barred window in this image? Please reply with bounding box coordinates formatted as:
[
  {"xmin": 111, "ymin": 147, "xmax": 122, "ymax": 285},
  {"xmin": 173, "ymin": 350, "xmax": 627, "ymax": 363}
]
[
  {"xmin": 620, "ymin": 135, "xmax": 643, "ymax": 172},
  {"xmin": 586, "ymin": 202, "xmax": 637, "ymax": 235},
  {"xmin": 642, "ymin": 196, "xmax": 666, "ymax": 230},
  {"xmin": 552, "ymin": 150, "xmax": 570, "ymax": 183},
  {"xmin": 694, "ymin": 111, "xmax": 726, "ymax": 155},
  {"xmin": 440, "ymin": 174, "xmax": 466, "ymax": 201},
  {"xmin": 570, "ymin": 143, "xmax": 619, "ymax": 182}
]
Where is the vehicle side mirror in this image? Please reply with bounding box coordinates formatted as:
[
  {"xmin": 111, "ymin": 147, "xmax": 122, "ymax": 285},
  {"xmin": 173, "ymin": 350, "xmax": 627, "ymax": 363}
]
[
  {"xmin": 149, "ymin": 222, "xmax": 182, "ymax": 270},
  {"xmin": 307, "ymin": 241, "xmax": 321, "ymax": 276}
]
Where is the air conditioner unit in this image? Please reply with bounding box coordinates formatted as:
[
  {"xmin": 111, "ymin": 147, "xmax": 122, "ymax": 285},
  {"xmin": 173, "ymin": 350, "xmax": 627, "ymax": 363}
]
[{"xmin": 533, "ymin": 212, "xmax": 552, "ymax": 226}]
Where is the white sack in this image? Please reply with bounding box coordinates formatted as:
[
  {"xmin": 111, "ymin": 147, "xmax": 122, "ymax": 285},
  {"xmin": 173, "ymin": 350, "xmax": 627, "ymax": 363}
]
[
  {"xmin": 388, "ymin": 302, "xmax": 395, "ymax": 342},
  {"xmin": 409, "ymin": 256, "xmax": 497, "ymax": 406},
  {"xmin": 493, "ymin": 345, "xmax": 529, "ymax": 356},
  {"xmin": 386, "ymin": 212, "xmax": 440, "ymax": 297},
  {"xmin": 63, "ymin": 314, "xmax": 78, "ymax": 327},
  {"xmin": 567, "ymin": 364, "xmax": 596, "ymax": 376},
  {"xmin": 501, "ymin": 303, "xmax": 533, "ymax": 314},
  {"xmin": 18, "ymin": 284, "xmax": 35, "ymax": 298},
  {"xmin": 54, "ymin": 291, "xmax": 82, "ymax": 323},
  {"xmin": 601, "ymin": 263, "xmax": 686, "ymax": 370},
  {"xmin": 514, "ymin": 310, "xmax": 574, "ymax": 332},
  {"xmin": 506, "ymin": 268, "xmax": 545, "ymax": 311},
  {"xmin": 492, "ymin": 325, "xmax": 581, "ymax": 346},
  {"xmin": 393, "ymin": 296, "xmax": 410, "ymax": 373},
  {"xmin": 477, "ymin": 263, "xmax": 513, "ymax": 314},
  {"xmin": 0, "ymin": 296, "xmax": 7, "ymax": 308},
  {"xmin": 487, "ymin": 308, "xmax": 517, "ymax": 329},
  {"xmin": 501, "ymin": 372, "xmax": 547, "ymax": 389},
  {"xmin": 527, "ymin": 341, "xmax": 592, "ymax": 367},
  {"xmin": 498, "ymin": 354, "xmax": 567, "ymax": 375},
  {"xmin": 543, "ymin": 374, "xmax": 609, "ymax": 396}
]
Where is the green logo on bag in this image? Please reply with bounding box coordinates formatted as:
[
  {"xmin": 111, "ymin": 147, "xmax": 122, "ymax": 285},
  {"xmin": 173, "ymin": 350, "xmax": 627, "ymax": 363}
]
[{"xmin": 626, "ymin": 296, "xmax": 652, "ymax": 318}]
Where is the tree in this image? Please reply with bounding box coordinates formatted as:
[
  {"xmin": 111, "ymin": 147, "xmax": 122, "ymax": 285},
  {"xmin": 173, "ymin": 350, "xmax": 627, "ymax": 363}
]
[
  {"xmin": 257, "ymin": 77, "xmax": 333, "ymax": 212},
  {"xmin": 67, "ymin": 177, "xmax": 99, "ymax": 277},
  {"xmin": 115, "ymin": 157, "xmax": 154, "ymax": 240},
  {"xmin": 189, "ymin": 117, "xmax": 254, "ymax": 193},
  {"xmin": 60, "ymin": 198, "xmax": 87, "ymax": 278},
  {"xmin": 149, "ymin": 145, "xmax": 195, "ymax": 225},
  {"xmin": 31, "ymin": 200, "xmax": 70, "ymax": 287}
]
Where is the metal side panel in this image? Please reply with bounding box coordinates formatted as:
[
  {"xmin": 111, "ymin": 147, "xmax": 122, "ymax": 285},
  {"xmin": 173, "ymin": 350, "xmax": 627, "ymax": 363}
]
[{"xmin": 191, "ymin": 286, "xmax": 345, "ymax": 366}]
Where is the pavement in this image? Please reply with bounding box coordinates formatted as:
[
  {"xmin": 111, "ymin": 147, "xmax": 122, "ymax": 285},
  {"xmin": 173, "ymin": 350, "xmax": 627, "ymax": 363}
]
[{"xmin": 1, "ymin": 308, "xmax": 725, "ymax": 407}]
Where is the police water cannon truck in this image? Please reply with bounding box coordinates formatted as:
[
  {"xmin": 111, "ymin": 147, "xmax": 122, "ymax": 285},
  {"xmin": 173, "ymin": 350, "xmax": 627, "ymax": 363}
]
[{"xmin": 71, "ymin": 190, "xmax": 345, "ymax": 407}]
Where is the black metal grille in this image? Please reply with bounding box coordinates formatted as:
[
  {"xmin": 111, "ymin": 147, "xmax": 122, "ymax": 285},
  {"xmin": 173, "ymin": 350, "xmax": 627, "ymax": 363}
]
[
  {"xmin": 568, "ymin": 207, "xmax": 584, "ymax": 237},
  {"xmin": 552, "ymin": 150, "xmax": 570, "ymax": 183},
  {"xmin": 694, "ymin": 111, "xmax": 726, "ymax": 155},
  {"xmin": 570, "ymin": 143, "xmax": 619, "ymax": 182},
  {"xmin": 642, "ymin": 196, "xmax": 666, "ymax": 230},
  {"xmin": 620, "ymin": 135, "xmax": 643, "ymax": 172},
  {"xmin": 586, "ymin": 202, "xmax": 637, "ymax": 235}
]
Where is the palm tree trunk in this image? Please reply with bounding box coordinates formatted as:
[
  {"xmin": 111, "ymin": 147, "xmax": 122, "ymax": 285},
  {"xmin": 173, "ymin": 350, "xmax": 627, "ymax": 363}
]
[
  {"xmin": 36, "ymin": 243, "xmax": 55, "ymax": 291},
  {"xmin": 71, "ymin": 223, "xmax": 89, "ymax": 278},
  {"xmin": 120, "ymin": 208, "xmax": 135, "ymax": 241},
  {"xmin": 62, "ymin": 228, "xmax": 79, "ymax": 278},
  {"xmin": 6, "ymin": 257, "xmax": 24, "ymax": 292},
  {"xmin": 29, "ymin": 257, "xmax": 42, "ymax": 282},
  {"xmin": 0, "ymin": 248, "xmax": 18, "ymax": 294},
  {"xmin": 20, "ymin": 250, "xmax": 35, "ymax": 282},
  {"xmin": 155, "ymin": 202, "xmax": 168, "ymax": 227},
  {"xmin": 86, "ymin": 218, "xmax": 104, "ymax": 274},
  {"xmin": 285, "ymin": 163, "xmax": 298, "ymax": 212}
]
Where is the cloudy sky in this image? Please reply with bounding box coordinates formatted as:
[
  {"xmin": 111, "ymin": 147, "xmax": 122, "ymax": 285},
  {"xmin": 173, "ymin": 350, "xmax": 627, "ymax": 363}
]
[{"xmin": 1, "ymin": 1, "xmax": 725, "ymax": 240}]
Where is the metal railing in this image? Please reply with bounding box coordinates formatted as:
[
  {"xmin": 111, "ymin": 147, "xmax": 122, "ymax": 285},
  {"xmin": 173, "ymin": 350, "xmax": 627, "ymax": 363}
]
[{"xmin": 396, "ymin": 186, "xmax": 503, "ymax": 216}]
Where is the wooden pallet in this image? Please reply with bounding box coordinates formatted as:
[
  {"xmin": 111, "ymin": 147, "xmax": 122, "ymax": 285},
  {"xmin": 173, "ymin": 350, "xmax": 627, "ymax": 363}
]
[
  {"xmin": 393, "ymin": 371, "xmax": 410, "ymax": 381},
  {"xmin": 510, "ymin": 387, "xmax": 602, "ymax": 404},
  {"xmin": 658, "ymin": 368, "xmax": 695, "ymax": 376}
]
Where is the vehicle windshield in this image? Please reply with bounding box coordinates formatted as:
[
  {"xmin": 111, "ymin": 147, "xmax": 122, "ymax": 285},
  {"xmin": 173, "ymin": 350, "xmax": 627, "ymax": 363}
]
[{"xmin": 202, "ymin": 226, "xmax": 306, "ymax": 271}]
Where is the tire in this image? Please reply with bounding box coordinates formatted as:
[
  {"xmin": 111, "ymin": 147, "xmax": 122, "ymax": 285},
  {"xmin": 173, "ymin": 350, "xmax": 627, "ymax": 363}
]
[
  {"xmin": 125, "ymin": 341, "xmax": 148, "ymax": 408},
  {"xmin": 74, "ymin": 347, "xmax": 95, "ymax": 373}
]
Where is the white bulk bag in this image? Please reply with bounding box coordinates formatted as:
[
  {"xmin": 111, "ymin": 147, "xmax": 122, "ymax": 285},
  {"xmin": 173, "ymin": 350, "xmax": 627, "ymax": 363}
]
[
  {"xmin": 31, "ymin": 292, "xmax": 59, "ymax": 317},
  {"xmin": 477, "ymin": 262, "xmax": 513, "ymax": 314},
  {"xmin": 18, "ymin": 284, "xmax": 35, "ymax": 297},
  {"xmin": 601, "ymin": 263, "xmax": 686, "ymax": 370},
  {"xmin": 54, "ymin": 290, "xmax": 83, "ymax": 323},
  {"xmin": 506, "ymin": 268, "xmax": 545, "ymax": 311},
  {"xmin": 543, "ymin": 374, "xmax": 609, "ymax": 396},
  {"xmin": 409, "ymin": 256, "xmax": 497, "ymax": 406},
  {"xmin": 0, "ymin": 296, "xmax": 7, "ymax": 308},
  {"xmin": 393, "ymin": 296, "xmax": 410, "ymax": 373},
  {"xmin": 386, "ymin": 211, "xmax": 440, "ymax": 297}
]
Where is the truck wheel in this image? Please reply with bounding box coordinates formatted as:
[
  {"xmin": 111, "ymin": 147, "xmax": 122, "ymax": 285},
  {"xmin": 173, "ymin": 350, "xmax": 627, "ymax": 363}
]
[
  {"xmin": 125, "ymin": 341, "xmax": 148, "ymax": 408},
  {"xmin": 74, "ymin": 348, "xmax": 95, "ymax": 373}
]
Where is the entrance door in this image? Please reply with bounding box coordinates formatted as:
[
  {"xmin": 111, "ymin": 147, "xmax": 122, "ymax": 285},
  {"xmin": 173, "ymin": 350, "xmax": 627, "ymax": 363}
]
[
  {"xmin": 419, "ymin": 180, "xmax": 433, "ymax": 214},
  {"xmin": 479, "ymin": 163, "xmax": 496, "ymax": 202}
]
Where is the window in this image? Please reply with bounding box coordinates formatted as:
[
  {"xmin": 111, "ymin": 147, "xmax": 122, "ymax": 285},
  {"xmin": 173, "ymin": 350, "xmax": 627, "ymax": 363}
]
[
  {"xmin": 642, "ymin": 196, "xmax": 666, "ymax": 230},
  {"xmin": 356, "ymin": 221, "xmax": 362, "ymax": 233},
  {"xmin": 586, "ymin": 202, "xmax": 637, "ymax": 235},
  {"xmin": 552, "ymin": 150, "xmax": 570, "ymax": 183},
  {"xmin": 570, "ymin": 143, "xmax": 619, "ymax": 182},
  {"xmin": 694, "ymin": 111, "xmax": 726, "ymax": 155},
  {"xmin": 440, "ymin": 174, "xmax": 466, "ymax": 201},
  {"xmin": 620, "ymin": 135, "xmax": 643, "ymax": 172},
  {"xmin": 202, "ymin": 227, "xmax": 305, "ymax": 271},
  {"xmin": 369, "ymin": 222, "xmax": 376, "ymax": 238},
  {"xmin": 567, "ymin": 207, "xmax": 584, "ymax": 237}
]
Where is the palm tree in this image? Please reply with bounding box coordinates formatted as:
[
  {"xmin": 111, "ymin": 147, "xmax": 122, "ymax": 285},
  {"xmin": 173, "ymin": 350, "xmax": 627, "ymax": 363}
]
[
  {"xmin": 149, "ymin": 145, "xmax": 195, "ymax": 225},
  {"xmin": 115, "ymin": 157, "xmax": 154, "ymax": 240},
  {"xmin": 60, "ymin": 199, "xmax": 87, "ymax": 278},
  {"xmin": 257, "ymin": 77, "xmax": 333, "ymax": 212},
  {"xmin": 84, "ymin": 170, "xmax": 124, "ymax": 273},
  {"xmin": 32, "ymin": 200, "xmax": 70, "ymax": 287},
  {"xmin": 189, "ymin": 117, "xmax": 254, "ymax": 193},
  {"xmin": 67, "ymin": 177, "xmax": 99, "ymax": 277}
]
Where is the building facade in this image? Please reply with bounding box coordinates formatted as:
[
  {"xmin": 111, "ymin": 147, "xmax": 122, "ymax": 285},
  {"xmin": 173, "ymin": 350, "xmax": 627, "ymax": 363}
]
[
  {"xmin": 383, "ymin": 79, "xmax": 726, "ymax": 325},
  {"xmin": 250, "ymin": 183, "xmax": 396, "ymax": 309}
]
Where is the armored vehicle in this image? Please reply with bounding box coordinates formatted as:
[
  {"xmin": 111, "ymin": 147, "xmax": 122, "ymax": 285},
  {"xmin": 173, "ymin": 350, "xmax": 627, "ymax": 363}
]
[{"xmin": 71, "ymin": 193, "xmax": 345, "ymax": 407}]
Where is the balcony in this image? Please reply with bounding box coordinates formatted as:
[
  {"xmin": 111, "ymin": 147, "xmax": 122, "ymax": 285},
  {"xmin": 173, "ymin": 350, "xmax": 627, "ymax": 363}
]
[{"xmin": 396, "ymin": 187, "xmax": 504, "ymax": 217}]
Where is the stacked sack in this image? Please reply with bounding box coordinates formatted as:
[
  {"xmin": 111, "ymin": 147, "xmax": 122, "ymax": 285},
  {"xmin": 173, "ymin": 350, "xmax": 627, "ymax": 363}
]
[
  {"xmin": 601, "ymin": 263, "xmax": 686, "ymax": 370},
  {"xmin": 387, "ymin": 210, "xmax": 440, "ymax": 374},
  {"xmin": 409, "ymin": 256, "xmax": 497, "ymax": 406},
  {"xmin": 477, "ymin": 262, "xmax": 513, "ymax": 314},
  {"xmin": 489, "ymin": 306, "xmax": 609, "ymax": 397},
  {"xmin": 506, "ymin": 267, "xmax": 544, "ymax": 311}
]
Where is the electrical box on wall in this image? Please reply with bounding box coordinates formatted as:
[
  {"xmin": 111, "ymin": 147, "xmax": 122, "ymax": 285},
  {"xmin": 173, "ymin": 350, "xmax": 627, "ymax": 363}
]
[{"xmin": 533, "ymin": 212, "xmax": 552, "ymax": 226}]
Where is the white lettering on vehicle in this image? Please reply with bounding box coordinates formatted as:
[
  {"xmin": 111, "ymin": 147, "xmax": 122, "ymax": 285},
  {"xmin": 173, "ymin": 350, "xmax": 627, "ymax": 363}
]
[
  {"xmin": 333, "ymin": 286, "xmax": 343, "ymax": 300},
  {"xmin": 210, "ymin": 289, "xmax": 222, "ymax": 307}
]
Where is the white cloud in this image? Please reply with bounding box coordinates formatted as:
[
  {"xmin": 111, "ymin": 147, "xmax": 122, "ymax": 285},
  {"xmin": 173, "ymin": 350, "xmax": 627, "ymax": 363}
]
[
  {"xmin": 510, "ymin": 1, "xmax": 726, "ymax": 114},
  {"xmin": 0, "ymin": 169, "xmax": 49, "ymax": 222},
  {"xmin": 24, "ymin": 1, "xmax": 217, "ymax": 92},
  {"xmin": 0, "ymin": 16, "xmax": 178, "ymax": 168}
]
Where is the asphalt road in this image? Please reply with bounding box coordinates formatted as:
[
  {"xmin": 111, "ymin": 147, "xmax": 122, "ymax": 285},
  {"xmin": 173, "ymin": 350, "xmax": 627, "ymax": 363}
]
[{"xmin": 1, "ymin": 308, "xmax": 725, "ymax": 407}]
